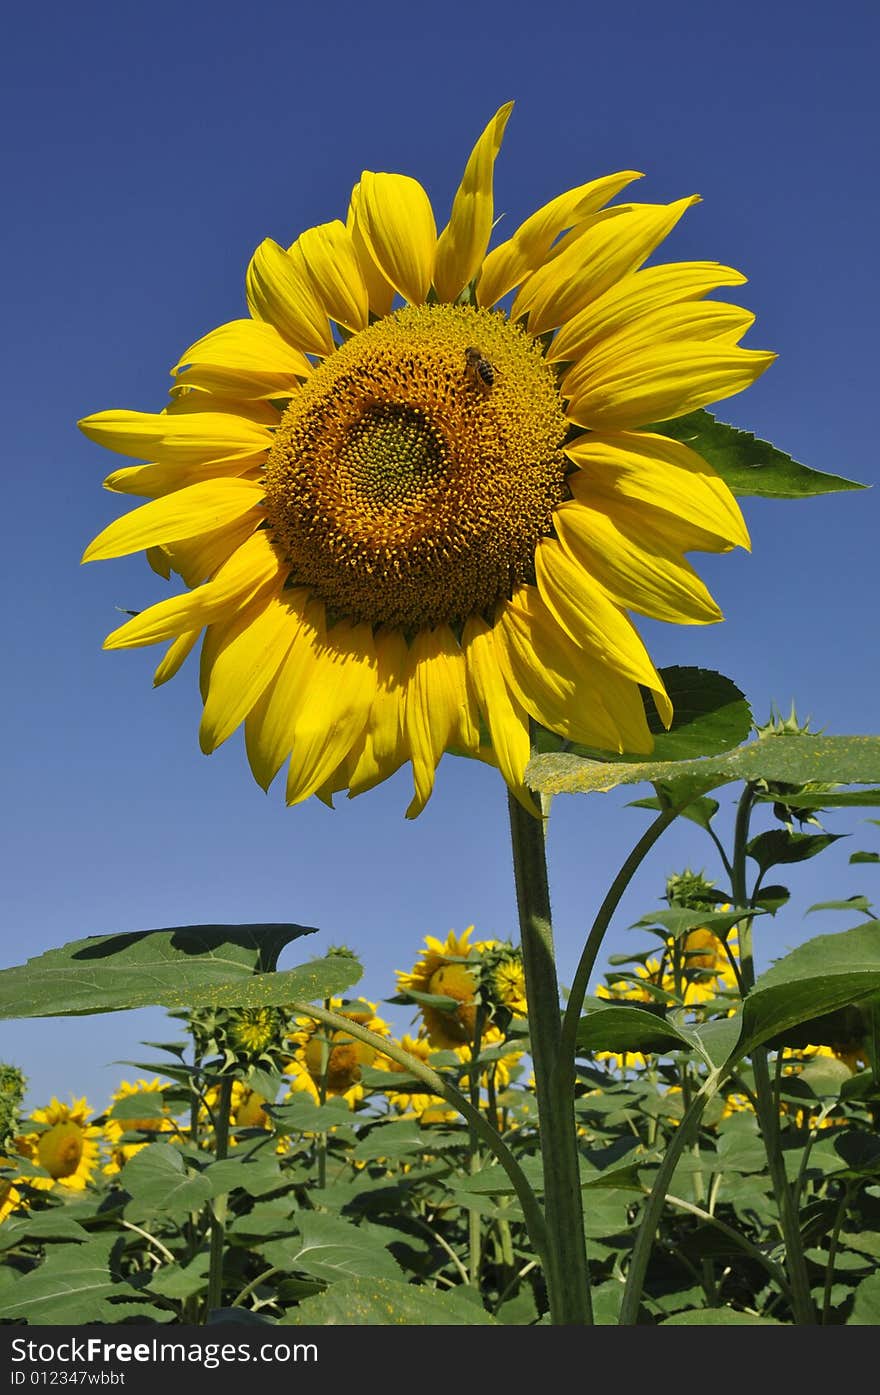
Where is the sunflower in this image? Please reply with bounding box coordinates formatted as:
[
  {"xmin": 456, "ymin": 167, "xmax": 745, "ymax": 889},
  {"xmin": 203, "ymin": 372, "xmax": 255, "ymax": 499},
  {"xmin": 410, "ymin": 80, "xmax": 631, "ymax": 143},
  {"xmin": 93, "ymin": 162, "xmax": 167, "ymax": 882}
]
[
  {"xmin": 15, "ymin": 1097, "xmax": 102, "ymax": 1192},
  {"xmin": 0, "ymin": 1170, "xmax": 23, "ymax": 1224},
  {"xmin": 102, "ymin": 1078, "xmax": 178, "ymax": 1174},
  {"xmin": 396, "ymin": 926, "xmax": 497, "ymax": 1048},
  {"xmin": 79, "ymin": 105, "xmax": 770, "ymax": 817},
  {"xmin": 285, "ymin": 999, "xmax": 390, "ymax": 1107}
]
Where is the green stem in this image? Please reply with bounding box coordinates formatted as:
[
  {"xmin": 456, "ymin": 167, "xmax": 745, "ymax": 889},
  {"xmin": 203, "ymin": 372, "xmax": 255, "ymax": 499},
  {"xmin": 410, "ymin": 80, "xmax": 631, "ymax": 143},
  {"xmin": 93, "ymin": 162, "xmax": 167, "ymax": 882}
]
[
  {"xmin": 507, "ymin": 791, "xmax": 592, "ymax": 1326},
  {"xmin": 821, "ymin": 1184, "xmax": 852, "ymax": 1324},
  {"xmin": 466, "ymin": 1011, "xmax": 486, "ymax": 1286},
  {"xmin": 664, "ymin": 1193, "xmax": 793, "ymax": 1304},
  {"xmin": 286, "ymin": 998, "xmax": 549, "ymax": 1265},
  {"xmin": 732, "ymin": 784, "xmax": 815, "ymax": 1325},
  {"xmin": 560, "ymin": 809, "xmax": 678, "ymax": 1075},
  {"xmin": 205, "ymin": 1074, "xmax": 233, "ymax": 1319}
]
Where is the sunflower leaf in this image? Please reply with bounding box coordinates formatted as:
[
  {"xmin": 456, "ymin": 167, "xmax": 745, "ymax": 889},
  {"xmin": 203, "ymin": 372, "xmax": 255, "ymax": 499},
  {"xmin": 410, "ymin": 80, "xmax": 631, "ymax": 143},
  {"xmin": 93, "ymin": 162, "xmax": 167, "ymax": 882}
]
[
  {"xmin": 284, "ymin": 1274, "xmax": 497, "ymax": 1325},
  {"xmin": 649, "ymin": 409, "xmax": 865, "ymax": 498},
  {"xmin": 0, "ymin": 926, "xmax": 362, "ymax": 1019}
]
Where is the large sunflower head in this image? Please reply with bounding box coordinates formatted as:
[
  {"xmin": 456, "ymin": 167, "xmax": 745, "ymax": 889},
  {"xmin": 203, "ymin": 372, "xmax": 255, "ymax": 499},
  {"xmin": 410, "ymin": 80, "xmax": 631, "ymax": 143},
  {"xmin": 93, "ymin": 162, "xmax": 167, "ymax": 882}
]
[
  {"xmin": 396, "ymin": 926, "xmax": 500, "ymax": 1048},
  {"xmin": 80, "ymin": 104, "xmax": 770, "ymax": 816},
  {"xmin": 102, "ymin": 1078, "xmax": 177, "ymax": 1174},
  {"xmin": 16, "ymin": 1097, "xmax": 102, "ymax": 1192}
]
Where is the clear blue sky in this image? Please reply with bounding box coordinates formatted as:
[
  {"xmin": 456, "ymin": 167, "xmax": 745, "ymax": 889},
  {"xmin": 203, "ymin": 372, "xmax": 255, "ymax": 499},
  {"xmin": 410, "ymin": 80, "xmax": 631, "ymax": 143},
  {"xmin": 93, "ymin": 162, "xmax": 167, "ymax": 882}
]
[{"xmin": 2, "ymin": 1, "xmax": 878, "ymax": 1113}]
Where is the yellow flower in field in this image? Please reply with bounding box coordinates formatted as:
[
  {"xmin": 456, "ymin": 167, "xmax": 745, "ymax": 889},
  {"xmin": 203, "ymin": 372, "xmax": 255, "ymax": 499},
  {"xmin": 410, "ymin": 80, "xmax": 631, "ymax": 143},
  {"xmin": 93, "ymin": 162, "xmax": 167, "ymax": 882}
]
[
  {"xmin": 79, "ymin": 104, "xmax": 768, "ymax": 817},
  {"xmin": 103, "ymin": 1078, "xmax": 177, "ymax": 1174},
  {"xmin": 593, "ymin": 959, "xmax": 663, "ymax": 1071},
  {"xmin": 489, "ymin": 953, "xmax": 528, "ymax": 1019},
  {"xmin": 397, "ymin": 927, "xmax": 496, "ymax": 1048},
  {"xmin": 16, "ymin": 1098, "xmax": 101, "ymax": 1192},
  {"xmin": 285, "ymin": 999, "xmax": 390, "ymax": 1107},
  {"xmin": 377, "ymin": 1034, "xmax": 441, "ymax": 1117},
  {"xmin": 0, "ymin": 1171, "xmax": 23, "ymax": 1223}
]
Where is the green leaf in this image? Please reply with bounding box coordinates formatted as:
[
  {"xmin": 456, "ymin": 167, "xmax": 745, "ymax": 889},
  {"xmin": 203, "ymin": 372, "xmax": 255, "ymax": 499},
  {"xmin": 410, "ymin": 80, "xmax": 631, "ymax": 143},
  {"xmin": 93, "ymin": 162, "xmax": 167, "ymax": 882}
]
[
  {"xmin": 284, "ymin": 1275, "xmax": 496, "ymax": 1325},
  {"xmin": 851, "ymin": 851, "xmax": 880, "ymax": 864},
  {"xmin": 261, "ymin": 1213, "xmax": 402, "ymax": 1284},
  {"xmin": 0, "ymin": 927, "xmax": 362, "ymax": 1019},
  {"xmin": 632, "ymin": 907, "xmax": 754, "ymax": 939},
  {"xmin": 847, "ymin": 1272, "xmax": 880, "ymax": 1324},
  {"xmin": 0, "ymin": 1236, "xmax": 138, "ymax": 1323},
  {"xmin": 808, "ymin": 897, "xmax": 873, "ymax": 916},
  {"xmin": 577, "ymin": 1003, "xmax": 695, "ymax": 1057},
  {"xmin": 121, "ymin": 1141, "xmax": 213, "ymax": 1222},
  {"xmin": 147, "ymin": 1253, "xmax": 210, "ymax": 1300},
  {"xmin": 740, "ymin": 922, "xmax": 880, "ymax": 1056},
  {"xmin": 746, "ymin": 830, "xmax": 845, "ymax": 875},
  {"xmin": 351, "ymin": 1121, "xmax": 431, "ymax": 1162},
  {"xmin": 756, "ymin": 789, "xmax": 880, "ymax": 809},
  {"xmin": 650, "ymin": 409, "xmax": 865, "ymax": 498},
  {"xmin": 527, "ymin": 732, "xmax": 880, "ymax": 800},
  {"xmin": 268, "ymin": 1095, "xmax": 357, "ymax": 1133},
  {"xmin": 203, "ymin": 1153, "xmax": 285, "ymax": 1198},
  {"xmin": 659, "ymin": 1307, "xmax": 785, "ymax": 1325},
  {"xmin": 0, "ymin": 1212, "xmax": 90, "ymax": 1253}
]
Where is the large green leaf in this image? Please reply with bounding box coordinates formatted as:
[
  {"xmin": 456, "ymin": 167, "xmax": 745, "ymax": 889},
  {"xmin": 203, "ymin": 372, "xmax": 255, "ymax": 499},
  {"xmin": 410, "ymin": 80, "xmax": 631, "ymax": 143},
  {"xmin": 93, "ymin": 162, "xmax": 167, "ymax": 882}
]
[
  {"xmin": 535, "ymin": 667, "xmax": 751, "ymax": 766},
  {"xmin": 0, "ymin": 1236, "xmax": 139, "ymax": 1323},
  {"xmin": 121, "ymin": 1141, "xmax": 213, "ymax": 1222},
  {"xmin": 740, "ymin": 922, "xmax": 880, "ymax": 1055},
  {"xmin": 527, "ymin": 732, "xmax": 880, "ymax": 799},
  {"xmin": 576, "ymin": 1003, "xmax": 695, "ymax": 1057},
  {"xmin": 0, "ymin": 1212, "xmax": 90, "ymax": 1253},
  {"xmin": 260, "ymin": 1213, "xmax": 402, "ymax": 1284},
  {"xmin": 651, "ymin": 410, "xmax": 864, "ymax": 498},
  {"xmin": 659, "ymin": 1307, "xmax": 785, "ymax": 1325},
  {"xmin": 284, "ymin": 1274, "xmax": 496, "ymax": 1325},
  {"xmin": 847, "ymin": 1272, "xmax": 880, "ymax": 1325},
  {"xmin": 0, "ymin": 926, "xmax": 362, "ymax": 1019}
]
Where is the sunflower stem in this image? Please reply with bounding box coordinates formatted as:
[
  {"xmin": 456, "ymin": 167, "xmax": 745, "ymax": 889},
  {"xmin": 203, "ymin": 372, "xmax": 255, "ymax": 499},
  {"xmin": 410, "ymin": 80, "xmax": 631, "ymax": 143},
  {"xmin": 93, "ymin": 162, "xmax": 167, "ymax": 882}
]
[
  {"xmin": 506, "ymin": 790, "xmax": 592, "ymax": 1326},
  {"xmin": 205, "ymin": 1074, "xmax": 232, "ymax": 1319}
]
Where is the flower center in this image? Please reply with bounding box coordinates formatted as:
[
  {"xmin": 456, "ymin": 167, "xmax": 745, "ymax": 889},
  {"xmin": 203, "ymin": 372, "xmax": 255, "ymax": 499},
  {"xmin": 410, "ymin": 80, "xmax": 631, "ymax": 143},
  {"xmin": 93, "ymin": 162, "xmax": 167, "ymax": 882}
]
[
  {"xmin": 38, "ymin": 1123, "xmax": 83, "ymax": 1180},
  {"xmin": 264, "ymin": 304, "xmax": 568, "ymax": 630}
]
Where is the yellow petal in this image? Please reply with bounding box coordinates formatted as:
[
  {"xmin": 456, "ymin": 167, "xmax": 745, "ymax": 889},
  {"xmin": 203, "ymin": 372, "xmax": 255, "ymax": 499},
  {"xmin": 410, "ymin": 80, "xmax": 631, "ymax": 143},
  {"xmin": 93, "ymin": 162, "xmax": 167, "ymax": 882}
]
[
  {"xmin": 476, "ymin": 171, "xmax": 643, "ymax": 307},
  {"xmin": 345, "ymin": 628, "xmax": 409, "ymax": 796},
  {"xmin": 404, "ymin": 625, "xmax": 480, "ymax": 819},
  {"xmin": 173, "ymin": 318, "xmax": 311, "ymax": 381},
  {"xmin": 512, "ymin": 197, "xmax": 699, "ymax": 335},
  {"xmin": 289, "ymin": 221, "xmax": 369, "ymax": 334},
  {"xmin": 199, "ymin": 589, "xmax": 297, "ymax": 752},
  {"xmin": 102, "ymin": 530, "xmax": 284, "ymax": 649},
  {"xmin": 462, "ymin": 614, "xmax": 537, "ymax": 814},
  {"xmin": 153, "ymin": 630, "xmax": 200, "ymax": 687},
  {"xmin": 162, "ymin": 511, "xmax": 263, "ymax": 587},
  {"xmin": 244, "ymin": 594, "xmax": 325, "ymax": 790},
  {"xmin": 548, "ymin": 261, "xmax": 748, "ymax": 364},
  {"xmin": 82, "ymin": 479, "xmax": 265, "ymax": 563},
  {"xmin": 565, "ymin": 430, "xmax": 750, "ymax": 552},
  {"xmin": 433, "ymin": 103, "xmax": 513, "ymax": 303},
  {"xmin": 535, "ymin": 538, "xmax": 670, "ymax": 717},
  {"xmin": 347, "ymin": 183, "xmax": 396, "ymax": 318},
  {"xmin": 494, "ymin": 587, "xmax": 655, "ymax": 753},
  {"xmin": 356, "ymin": 172, "xmax": 437, "ymax": 305},
  {"xmin": 104, "ymin": 459, "xmax": 263, "ymax": 498},
  {"xmin": 78, "ymin": 409, "xmax": 272, "ymax": 465},
  {"xmin": 246, "ymin": 237, "xmax": 334, "ymax": 357},
  {"xmin": 284, "ymin": 622, "xmax": 378, "ymax": 805},
  {"xmin": 553, "ymin": 498, "xmax": 723, "ymax": 624},
  {"xmin": 564, "ymin": 343, "xmax": 776, "ymax": 431}
]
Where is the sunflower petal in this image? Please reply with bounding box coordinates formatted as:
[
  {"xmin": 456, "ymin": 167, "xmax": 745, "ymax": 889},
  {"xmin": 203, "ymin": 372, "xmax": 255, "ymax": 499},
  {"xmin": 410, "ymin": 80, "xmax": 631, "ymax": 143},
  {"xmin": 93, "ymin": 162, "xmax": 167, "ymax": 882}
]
[
  {"xmin": 462, "ymin": 614, "xmax": 537, "ymax": 814},
  {"xmin": 246, "ymin": 237, "xmax": 335, "ymax": 357},
  {"xmin": 565, "ymin": 430, "xmax": 751, "ymax": 552},
  {"xmin": 153, "ymin": 630, "xmax": 200, "ymax": 687},
  {"xmin": 433, "ymin": 102, "xmax": 514, "ymax": 304},
  {"xmin": 404, "ymin": 626, "xmax": 480, "ymax": 818},
  {"xmin": 82, "ymin": 479, "xmax": 265, "ymax": 563},
  {"xmin": 476, "ymin": 171, "xmax": 643, "ymax": 307},
  {"xmin": 564, "ymin": 343, "xmax": 776, "ymax": 431},
  {"xmin": 78, "ymin": 409, "xmax": 272, "ymax": 465},
  {"xmin": 347, "ymin": 183, "xmax": 396, "ymax": 318},
  {"xmin": 284, "ymin": 622, "xmax": 378, "ymax": 805},
  {"xmin": 356, "ymin": 172, "xmax": 437, "ymax": 305},
  {"xmin": 513, "ymin": 197, "xmax": 699, "ymax": 335},
  {"xmin": 103, "ymin": 459, "xmax": 263, "ymax": 498},
  {"xmin": 554, "ymin": 498, "xmax": 723, "ymax": 624},
  {"xmin": 345, "ymin": 628, "xmax": 410, "ymax": 797},
  {"xmin": 173, "ymin": 318, "xmax": 311, "ymax": 382},
  {"xmin": 200, "ymin": 589, "xmax": 298, "ymax": 753},
  {"xmin": 244, "ymin": 594, "xmax": 325, "ymax": 790},
  {"xmin": 291, "ymin": 221, "xmax": 370, "ymax": 333}
]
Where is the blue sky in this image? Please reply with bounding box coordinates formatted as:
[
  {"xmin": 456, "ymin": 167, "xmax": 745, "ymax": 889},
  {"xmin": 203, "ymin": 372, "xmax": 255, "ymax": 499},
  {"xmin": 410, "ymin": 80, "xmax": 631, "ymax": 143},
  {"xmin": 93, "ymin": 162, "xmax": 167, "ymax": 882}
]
[{"xmin": 2, "ymin": 0, "xmax": 878, "ymax": 1113}]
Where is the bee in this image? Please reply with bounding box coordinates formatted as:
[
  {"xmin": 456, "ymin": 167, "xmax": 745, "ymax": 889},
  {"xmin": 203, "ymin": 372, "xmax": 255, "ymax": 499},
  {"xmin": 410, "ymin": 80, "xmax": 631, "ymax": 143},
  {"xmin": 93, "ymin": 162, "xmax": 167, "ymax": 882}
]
[{"xmin": 465, "ymin": 346, "xmax": 495, "ymax": 392}]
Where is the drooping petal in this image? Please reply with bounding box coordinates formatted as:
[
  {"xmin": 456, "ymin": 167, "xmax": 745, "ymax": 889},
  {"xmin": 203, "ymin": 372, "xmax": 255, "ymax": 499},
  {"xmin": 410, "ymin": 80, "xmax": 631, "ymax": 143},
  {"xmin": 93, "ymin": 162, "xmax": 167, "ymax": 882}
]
[
  {"xmin": 102, "ymin": 530, "xmax": 284, "ymax": 649},
  {"xmin": 547, "ymin": 261, "xmax": 748, "ymax": 364},
  {"xmin": 553, "ymin": 497, "xmax": 723, "ymax": 624},
  {"xmin": 404, "ymin": 625, "xmax": 480, "ymax": 818},
  {"xmin": 512, "ymin": 197, "xmax": 700, "ymax": 334},
  {"xmin": 564, "ymin": 342, "xmax": 776, "ymax": 431},
  {"xmin": 476, "ymin": 171, "xmax": 643, "ymax": 307},
  {"xmin": 564, "ymin": 431, "xmax": 750, "ymax": 552},
  {"xmin": 103, "ymin": 458, "xmax": 264, "ymax": 498},
  {"xmin": 462, "ymin": 613, "xmax": 537, "ymax": 814},
  {"xmin": 153, "ymin": 630, "xmax": 200, "ymax": 687},
  {"xmin": 284, "ymin": 622, "xmax": 378, "ymax": 805},
  {"xmin": 199, "ymin": 589, "xmax": 299, "ymax": 753},
  {"xmin": 82, "ymin": 479, "xmax": 266, "ymax": 562},
  {"xmin": 356, "ymin": 172, "xmax": 437, "ymax": 305},
  {"xmin": 534, "ymin": 537, "xmax": 672, "ymax": 723},
  {"xmin": 77, "ymin": 409, "xmax": 272, "ymax": 465},
  {"xmin": 433, "ymin": 103, "xmax": 513, "ymax": 304},
  {"xmin": 243, "ymin": 594, "xmax": 325, "ymax": 790},
  {"xmin": 494, "ymin": 587, "xmax": 655, "ymax": 753},
  {"xmin": 290, "ymin": 221, "xmax": 370, "ymax": 333},
  {"xmin": 246, "ymin": 237, "xmax": 335, "ymax": 357}
]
